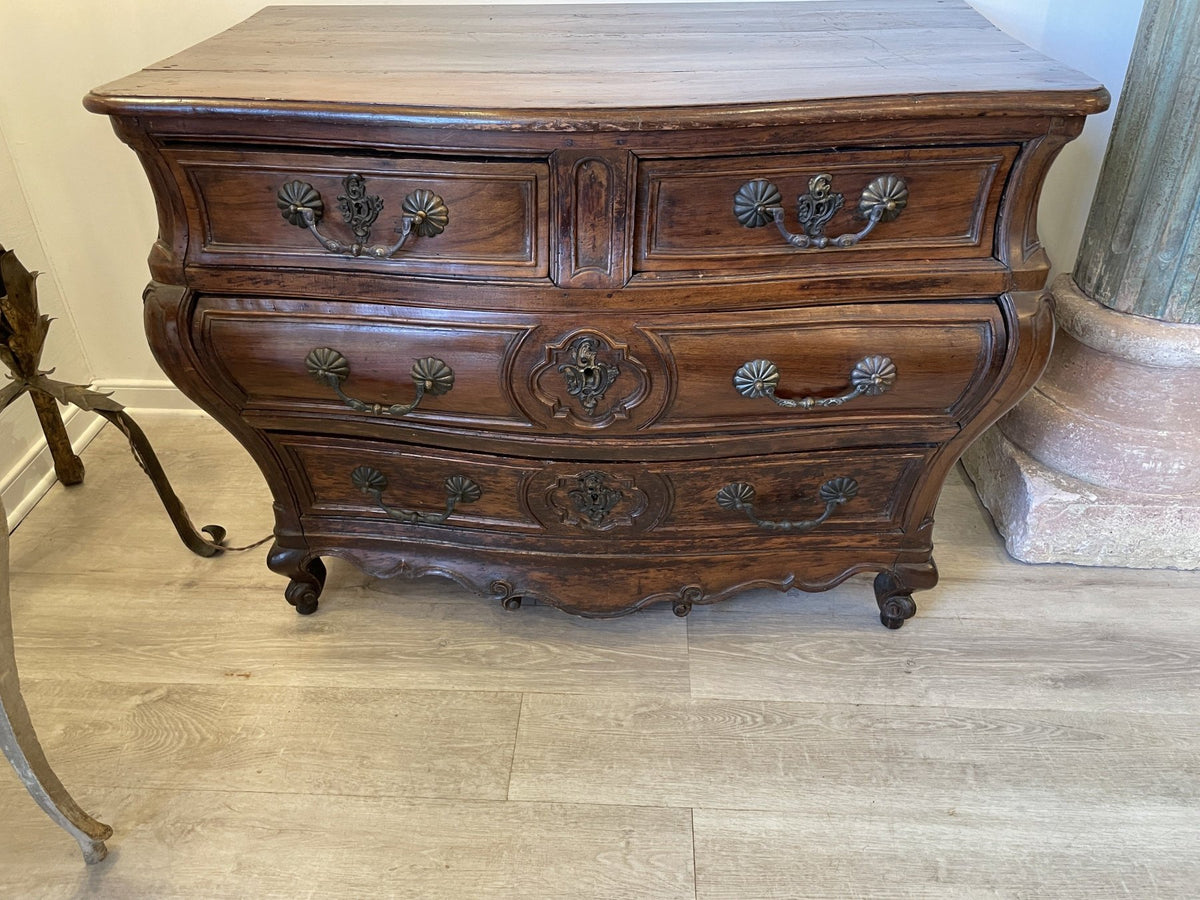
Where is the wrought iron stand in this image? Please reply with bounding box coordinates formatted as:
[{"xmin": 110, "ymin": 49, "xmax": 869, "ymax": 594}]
[
  {"xmin": 1, "ymin": 244, "xmax": 229, "ymax": 862},
  {"xmin": 0, "ymin": 492, "xmax": 112, "ymax": 863}
]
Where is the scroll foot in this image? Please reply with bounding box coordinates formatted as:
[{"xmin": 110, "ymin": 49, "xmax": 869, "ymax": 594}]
[
  {"xmin": 490, "ymin": 580, "xmax": 525, "ymax": 612},
  {"xmin": 97, "ymin": 409, "xmax": 228, "ymax": 557},
  {"xmin": 268, "ymin": 545, "xmax": 326, "ymax": 615},
  {"xmin": 873, "ymin": 561, "xmax": 938, "ymax": 629}
]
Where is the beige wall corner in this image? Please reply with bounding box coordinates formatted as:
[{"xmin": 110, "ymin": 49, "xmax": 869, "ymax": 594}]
[{"xmin": 0, "ymin": 123, "xmax": 98, "ymax": 527}]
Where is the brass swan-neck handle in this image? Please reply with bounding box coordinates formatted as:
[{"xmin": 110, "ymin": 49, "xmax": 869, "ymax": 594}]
[
  {"xmin": 733, "ymin": 356, "xmax": 897, "ymax": 409},
  {"xmin": 716, "ymin": 476, "xmax": 859, "ymax": 533},
  {"xmin": 305, "ymin": 348, "xmax": 454, "ymax": 417},
  {"xmin": 351, "ymin": 467, "xmax": 482, "ymax": 526},
  {"xmin": 734, "ymin": 174, "xmax": 907, "ymax": 249},
  {"xmin": 277, "ymin": 174, "xmax": 449, "ymax": 259}
]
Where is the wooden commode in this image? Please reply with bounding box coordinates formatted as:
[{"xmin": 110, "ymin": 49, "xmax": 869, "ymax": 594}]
[{"xmin": 86, "ymin": 2, "xmax": 1107, "ymax": 626}]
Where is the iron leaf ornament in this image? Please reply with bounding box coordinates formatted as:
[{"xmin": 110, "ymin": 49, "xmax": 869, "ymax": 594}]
[{"xmin": 0, "ymin": 243, "xmax": 228, "ymax": 556}]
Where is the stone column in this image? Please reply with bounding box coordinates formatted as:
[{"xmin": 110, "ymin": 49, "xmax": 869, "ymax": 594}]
[{"xmin": 962, "ymin": 0, "xmax": 1200, "ymax": 569}]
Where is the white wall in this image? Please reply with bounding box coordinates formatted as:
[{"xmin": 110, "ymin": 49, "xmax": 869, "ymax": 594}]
[
  {"xmin": 0, "ymin": 0, "xmax": 1143, "ymax": 516},
  {"xmin": 970, "ymin": 0, "xmax": 1144, "ymax": 277},
  {"xmin": 0, "ymin": 122, "xmax": 102, "ymax": 523}
]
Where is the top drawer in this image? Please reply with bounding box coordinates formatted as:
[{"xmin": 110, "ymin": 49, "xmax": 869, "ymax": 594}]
[
  {"xmin": 174, "ymin": 149, "xmax": 550, "ymax": 280},
  {"xmin": 635, "ymin": 145, "xmax": 1016, "ymax": 278}
]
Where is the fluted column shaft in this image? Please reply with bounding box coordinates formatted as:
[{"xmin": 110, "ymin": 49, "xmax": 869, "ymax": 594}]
[
  {"xmin": 963, "ymin": 0, "xmax": 1200, "ymax": 569},
  {"xmin": 1074, "ymin": 0, "xmax": 1200, "ymax": 324}
]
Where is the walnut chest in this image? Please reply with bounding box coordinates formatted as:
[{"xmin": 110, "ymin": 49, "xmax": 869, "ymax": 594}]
[{"xmin": 86, "ymin": 1, "xmax": 1107, "ymax": 626}]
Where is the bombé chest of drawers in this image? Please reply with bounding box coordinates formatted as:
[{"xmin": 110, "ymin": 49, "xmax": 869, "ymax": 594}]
[{"xmin": 86, "ymin": 1, "xmax": 1106, "ymax": 627}]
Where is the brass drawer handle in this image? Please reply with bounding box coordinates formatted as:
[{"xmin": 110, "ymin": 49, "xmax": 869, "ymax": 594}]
[
  {"xmin": 734, "ymin": 355, "xmax": 896, "ymax": 409},
  {"xmin": 734, "ymin": 174, "xmax": 907, "ymax": 249},
  {"xmin": 351, "ymin": 467, "xmax": 482, "ymax": 525},
  {"xmin": 716, "ymin": 476, "xmax": 858, "ymax": 532},
  {"xmin": 306, "ymin": 348, "xmax": 454, "ymax": 416},
  {"xmin": 277, "ymin": 174, "xmax": 448, "ymax": 258}
]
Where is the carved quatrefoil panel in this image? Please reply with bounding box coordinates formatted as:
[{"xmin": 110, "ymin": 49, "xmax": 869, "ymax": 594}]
[
  {"xmin": 525, "ymin": 468, "xmax": 673, "ymax": 534},
  {"xmin": 530, "ymin": 330, "xmax": 650, "ymax": 428},
  {"xmin": 548, "ymin": 471, "xmax": 649, "ymax": 531}
]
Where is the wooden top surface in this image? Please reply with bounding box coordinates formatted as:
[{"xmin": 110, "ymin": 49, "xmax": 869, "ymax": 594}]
[{"xmin": 86, "ymin": 1, "xmax": 1108, "ymax": 126}]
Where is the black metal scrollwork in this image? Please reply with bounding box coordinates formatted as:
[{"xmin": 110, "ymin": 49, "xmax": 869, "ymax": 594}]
[
  {"xmin": 715, "ymin": 476, "xmax": 859, "ymax": 532},
  {"xmin": 567, "ymin": 471, "xmax": 625, "ymax": 527},
  {"xmin": 337, "ymin": 173, "xmax": 384, "ymax": 243},
  {"xmin": 306, "ymin": 348, "xmax": 453, "ymax": 416},
  {"xmin": 734, "ymin": 356, "xmax": 896, "ymax": 409},
  {"xmin": 351, "ymin": 467, "xmax": 482, "ymax": 525},
  {"xmin": 733, "ymin": 173, "xmax": 907, "ymax": 249},
  {"xmin": 277, "ymin": 174, "xmax": 449, "ymax": 258}
]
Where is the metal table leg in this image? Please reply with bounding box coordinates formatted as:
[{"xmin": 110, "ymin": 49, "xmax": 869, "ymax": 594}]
[{"xmin": 0, "ymin": 495, "xmax": 112, "ymax": 863}]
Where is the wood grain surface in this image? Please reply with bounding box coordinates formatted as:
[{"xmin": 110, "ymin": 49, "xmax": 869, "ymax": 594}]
[
  {"xmin": 85, "ymin": 2, "xmax": 1105, "ymax": 119},
  {"xmin": 87, "ymin": 1, "xmax": 1107, "ymax": 619},
  {"xmin": 637, "ymin": 146, "xmax": 1015, "ymax": 273},
  {"xmin": 2, "ymin": 416, "xmax": 1198, "ymax": 897},
  {"xmin": 0, "ymin": 785, "xmax": 695, "ymax": 899},
  {"xmin": 181, "ymin": 149, "xmax": 549, "ymax": 279},
  {"xmin": 693, "ymin": 805, "xmax": 1200, "ymax": 899},
  {"xmin": 509, "ymin": 693, "xmax": 1200, "ymax": 811}
]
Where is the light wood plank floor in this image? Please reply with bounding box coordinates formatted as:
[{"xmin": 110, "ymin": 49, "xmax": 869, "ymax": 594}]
[{"xmin": 1, "ymin": 413, "xmax": 1198, "ymax": 899}]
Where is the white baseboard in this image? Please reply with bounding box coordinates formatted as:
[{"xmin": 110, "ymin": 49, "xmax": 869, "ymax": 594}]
[
  {"xmin": 91, "ymin": 379, "xmax": 200, "ymax": 413},
  {"xmin": 1, "ymin": 407, "xmax": 106, "ymax": 529}
]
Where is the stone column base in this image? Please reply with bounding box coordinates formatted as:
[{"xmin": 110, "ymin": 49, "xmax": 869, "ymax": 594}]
[
  {"xmin": 962, "ymin": 427, "xmax": 1200, "ymax": 569},
  {"xmin": 962, "ymin": 275, "xmax": 1200, "ymax": 570}
]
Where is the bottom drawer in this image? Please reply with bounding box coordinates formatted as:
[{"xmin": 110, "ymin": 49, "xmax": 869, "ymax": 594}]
[{"xmin": 275, "ymin": 435, "xmax": 932, "ymax": 545}]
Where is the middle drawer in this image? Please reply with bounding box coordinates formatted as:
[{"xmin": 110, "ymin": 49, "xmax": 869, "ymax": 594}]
[{"xmin": 196, "ymin": 296, "xmax": 1003, "ymax": 443}]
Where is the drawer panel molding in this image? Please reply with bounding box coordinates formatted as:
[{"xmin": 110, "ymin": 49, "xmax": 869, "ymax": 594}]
[
  {"xmin": 178, "ymin": 149, "xmax": 550, "ymax": 279},
  {"xmin": 529, "ymin": 329, "xmax": 651, "ymax": 429},
  {"xmin": 196, "ymin": 300, "xmax": 537, "ymax": 432},
  {"xmin": 641, "ymin": 302, "xmax": 1002, "ymax": 432},
  {"xmin": 198, "ymin": 296, "xmax": 999, "ymax": 447},
  {"xmin": 551, "ymin": 149, "xmax": 635, "ymax": 289},
  {"xmin": 637, "ymin": 145, "xmax": 1016, "ymax": 277},
  {"xmin": 280, "ymin": 436, "xmax": 926, "ymax": 545}
]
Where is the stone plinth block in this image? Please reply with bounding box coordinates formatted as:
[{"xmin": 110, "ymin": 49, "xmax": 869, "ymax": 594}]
[
  {"xmin": 962, "ymin": 427, "xmax": 1200, "ymax": 569},
  {"xmin": 962, "ymin": 275, "xmax": 1200, "ymax": 569}
]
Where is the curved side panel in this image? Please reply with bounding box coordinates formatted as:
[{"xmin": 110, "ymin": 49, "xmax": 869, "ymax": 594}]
[
  {"xmin": 143, "ymin": 281, "xmax": 305, "ymax": 541},
  {"xmin": 995, "ymin": 117, "xmax": 1086, "ymax": 289},
  {"xmin": 902, "ymin": 290, "xmax": 1056, "ymax": 536},
  {"xmin": 111, "ymin": 118, "xmax": 188, "ymax": 284}
]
